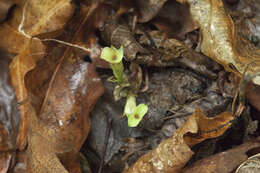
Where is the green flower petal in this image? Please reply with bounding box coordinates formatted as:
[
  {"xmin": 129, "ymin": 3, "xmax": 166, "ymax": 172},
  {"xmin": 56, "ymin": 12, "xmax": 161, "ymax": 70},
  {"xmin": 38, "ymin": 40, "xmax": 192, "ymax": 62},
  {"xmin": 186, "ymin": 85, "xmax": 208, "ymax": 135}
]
[
  {"xmin": 127, "ymin": 104, "xmax": 148, "ymax": 127},
  {"xmin": 124, "ymin": 94, "xmax": 136, "ymax": 116},
  {"xmin": 100, "ymin": 46, "xmax": 123, "ymax": 64},
  {"xmin": 135, "ymin": 104, "xmax": 148, "ymax": 117}
]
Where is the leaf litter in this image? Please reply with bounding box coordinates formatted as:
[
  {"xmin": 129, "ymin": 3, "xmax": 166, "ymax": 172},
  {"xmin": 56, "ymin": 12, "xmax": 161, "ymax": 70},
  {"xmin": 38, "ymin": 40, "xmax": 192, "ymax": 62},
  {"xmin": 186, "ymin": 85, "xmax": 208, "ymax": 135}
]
[{"xmin": 0, "ymin": 0, "xmax": 260, "ymax": 172}]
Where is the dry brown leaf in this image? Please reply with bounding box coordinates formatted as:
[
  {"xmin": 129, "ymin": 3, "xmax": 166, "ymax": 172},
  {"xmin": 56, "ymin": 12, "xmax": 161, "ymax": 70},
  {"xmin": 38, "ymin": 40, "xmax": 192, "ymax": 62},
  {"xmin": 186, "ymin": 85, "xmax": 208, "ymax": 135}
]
[
  {"xmin": 2, "ymin": 0, "xmax": 75, "ymax": 150},
  {"xmin": 184, "ymin": 109, "xmax": 234, "ymax": 146},
  {"xmin": 124, "ymin": 108, "xmax": 234, "ymax": 173},
  {"xmin": 19, "ymin": 0, "xmax": 74, "ymax": 37},
  {"xmin": 0, "ymin": 0, "xmax": 74, "ymax": 53},
  {"xmin": 176, "ymin": 0, "xmax": 260, "ymax": 86},
  {"xmin": 25, "ymin": 54, "xmax": 104, "ymax": 173},
  {"xmin": 22, "ymin": 4, "xmax": 105, "ymax": 172},
  {"xmin": 0, "ymin": 152, "xmax": 12, "ymax": 173},
  {"xmin": 9, "ymin": 38, "xmax": 45, "ymax": 150},
  {"xmin": 10, "ymin": 151, "xmax": 26, "ymax": 173},
  {"xmin": 182, "ymin": 139, "xmax": 260, "ymax": 173}
]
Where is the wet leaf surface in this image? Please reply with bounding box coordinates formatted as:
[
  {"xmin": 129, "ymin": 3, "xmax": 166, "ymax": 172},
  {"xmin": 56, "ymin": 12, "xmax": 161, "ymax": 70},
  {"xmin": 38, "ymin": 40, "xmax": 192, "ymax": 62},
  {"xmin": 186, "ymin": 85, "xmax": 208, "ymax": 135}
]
[{"xmin": 183, "ymin": 139, "xmax": 260, "ymax": 173}]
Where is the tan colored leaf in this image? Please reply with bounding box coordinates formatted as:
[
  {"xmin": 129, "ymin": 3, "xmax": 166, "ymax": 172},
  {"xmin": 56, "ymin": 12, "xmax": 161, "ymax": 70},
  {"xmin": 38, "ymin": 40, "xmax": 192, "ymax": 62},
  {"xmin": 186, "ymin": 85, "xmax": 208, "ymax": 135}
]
[
  {"xmin": 9, "ymin": 38, "xmax": 45, "ymax": 150},
  {"xmin": 124, "ymin": 108, "xmax": 234, "ymax": 173},
  {"xmin": 184, "ymin": 109, "xmax": 234, "ymax": 147},
  {"xmin": 4, "ymin": 0, "xmax": 75, "ymax": 150},
  {"xmin": 23, "ymin": 5, "xmax": 105, "ymax": 171},
  {"xmin": 0, "ymin": 0, "xmax": 74, "ymax": 53},
  {"xmin": 21, "ymin": 0, "xmax": 74, "ymax": 36},
  {"xmin": 176, "ymin": 0, "xmax": 260, "ymax": 85},
  {"xmin": 0, "ymin": 152, "xmax": 12, "ymax": 173}
]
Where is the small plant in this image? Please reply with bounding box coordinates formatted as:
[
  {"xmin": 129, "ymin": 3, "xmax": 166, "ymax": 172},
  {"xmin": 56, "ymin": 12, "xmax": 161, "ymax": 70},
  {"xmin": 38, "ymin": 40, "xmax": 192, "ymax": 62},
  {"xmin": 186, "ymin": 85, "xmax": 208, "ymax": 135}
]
[
  {"xmin": 101, "ymin": 45, "xmax": 148, "ymax": 127},
  {"xmin": 101, "ymin": 46, "xmax": 124, "ymax": 83},
  {"xmin": 124, "ymin": 94, "xmax": 148, "ymax": 127}
]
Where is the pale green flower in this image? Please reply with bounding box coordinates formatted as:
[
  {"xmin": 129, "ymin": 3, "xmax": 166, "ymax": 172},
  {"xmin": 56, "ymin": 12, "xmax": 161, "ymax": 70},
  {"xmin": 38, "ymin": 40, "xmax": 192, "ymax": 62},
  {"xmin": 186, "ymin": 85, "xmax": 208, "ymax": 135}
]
[
  {"xmin": 101, "ymin": 46, "xmax": 123, "ymax": 64},
  {"xmin": 127, "ymin": 104, "xmax": 148, "ymax": 127}
]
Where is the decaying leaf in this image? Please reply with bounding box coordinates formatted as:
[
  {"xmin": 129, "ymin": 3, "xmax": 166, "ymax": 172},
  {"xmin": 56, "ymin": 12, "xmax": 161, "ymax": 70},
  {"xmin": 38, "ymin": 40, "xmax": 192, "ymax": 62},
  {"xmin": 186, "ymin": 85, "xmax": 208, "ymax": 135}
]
[
  {"xmin": 9, "ymin": 38, "xmax": 45, "ymax": 150},
  {"xmin": 182, "ymin": 139, "xmax": 260, "ymax": 173},
  {"xmin": 22, "ymin": 3, "xmax": 105, "ymax": 172},
  {"xmin": 176, "ymin": 0, "xmax": 260, "ymax": 85},
  {"xmin": 0, "ymin": 0, "xmax": 74, "ymax": 53},
  {"xmin": 0, "ymin": 152, "xmax": 12, "ymax": 173},
  {"xmin": 25, "ymin": 53, "xmax": 104, "ymax": 173},
  {"xmin": 124, "ymin": 108, "xmax": 234, "ymax": 173},
  {"xmin": 1, "ymin": 0, "xmax": 76, "ymax": 151},
  {"xmin": 184, "ymin": 109, "xmax": 234, "ymax": 146},
  {"xmin": 19, "ymin": 0, "xmax": 74, "ymax": 37}
]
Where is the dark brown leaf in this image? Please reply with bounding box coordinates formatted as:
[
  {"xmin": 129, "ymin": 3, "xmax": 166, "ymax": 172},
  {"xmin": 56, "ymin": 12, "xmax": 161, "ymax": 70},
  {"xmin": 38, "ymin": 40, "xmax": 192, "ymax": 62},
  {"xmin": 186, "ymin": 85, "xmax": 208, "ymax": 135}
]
[
  {"xmin": 0, "ymin": 0, "xmax": 14, "ymax": 23},
  {"xmin": 183, "ymin": 139, "xmax": 260, "ymax": 173}
]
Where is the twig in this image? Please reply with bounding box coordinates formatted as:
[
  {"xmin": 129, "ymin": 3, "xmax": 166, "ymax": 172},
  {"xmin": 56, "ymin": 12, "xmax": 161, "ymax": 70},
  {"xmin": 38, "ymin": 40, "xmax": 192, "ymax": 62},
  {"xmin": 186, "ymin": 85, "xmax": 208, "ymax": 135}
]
[{"xmin": 98, "ymin": 116, "xmax": 112, "ymax": 173}]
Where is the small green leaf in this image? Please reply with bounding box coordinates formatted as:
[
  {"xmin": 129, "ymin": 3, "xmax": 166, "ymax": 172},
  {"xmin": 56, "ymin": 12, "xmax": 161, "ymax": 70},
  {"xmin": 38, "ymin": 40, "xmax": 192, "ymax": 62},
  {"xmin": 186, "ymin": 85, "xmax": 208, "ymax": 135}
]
[
  {"xmin": 127, "ymin": 104, "xmax": 148, "ymax": 127},
  {"xmin": 135, "ymin": 104, "xmax": 148, "ymax": 117},
  {"xmin": 101, "ymin": 46, "xmax": 123, "ymax": 63}
]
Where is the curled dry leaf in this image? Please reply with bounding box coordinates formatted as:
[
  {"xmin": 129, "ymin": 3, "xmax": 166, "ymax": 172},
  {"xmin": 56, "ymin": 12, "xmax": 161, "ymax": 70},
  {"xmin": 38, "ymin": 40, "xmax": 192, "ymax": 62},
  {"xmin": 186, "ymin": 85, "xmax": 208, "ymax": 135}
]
[
  {"xmin": 0, "ymin": 152, "xmax": 12, "ymax": 173},
  {"xmin": 9, "ymin": 38, "xmax": 45, "ymax": 150},
  {"xmin": 184, "ymin": 109, "xmax": 234, "ymax": 146},
  {"xmin": 176, "ymin": 0, "xmax": 260, "ymax": 85},
  {"xmin": 183, "ymin": 140, "xmax": 260, "ymax": 173},
  {"xmin": 124, "ymin": 108, "xmax": 234, "ymax": 173},
  {"xmin": 2, "ymin": 0, "xmax": 75, "ymax": 150},
  {"xmin": 24, "ymin": 6, "xmax": 105, "ymax": 170}
]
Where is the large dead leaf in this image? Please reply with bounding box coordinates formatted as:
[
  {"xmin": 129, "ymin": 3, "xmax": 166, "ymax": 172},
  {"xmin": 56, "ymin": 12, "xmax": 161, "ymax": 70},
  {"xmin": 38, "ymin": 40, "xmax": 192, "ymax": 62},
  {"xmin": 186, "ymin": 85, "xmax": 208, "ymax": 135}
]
[
  {"xmin": 19, "ymin": 0, "xmax": 74, "ymax": 37},
  {"xmin": 9, "ymin": 38, "xmax": 45, "ymax": 150},
  {"xmin": 124, "ymin": 108, "xmax": 234, "ymax": 173},
  {"xmin": 182, "ymin": 139, "xmax": 260, "ymax": 173},
  {"xmin": 25, "ymin": 51, "xmax": 104, "ymax": 173},
  {"xmin": 0, "ymin": 0, "xmax": 74, "ymax": 54},
  {"xmin": 2, "ymin": 0, "xmax": 75, "ymax": 150},
  {"xmin": 22, "ymin": 3, "xmax": 105, "ymax": 172},
  {"xmin": 176, "ymin": 0, "xmax": 260, "ymax": 85}
]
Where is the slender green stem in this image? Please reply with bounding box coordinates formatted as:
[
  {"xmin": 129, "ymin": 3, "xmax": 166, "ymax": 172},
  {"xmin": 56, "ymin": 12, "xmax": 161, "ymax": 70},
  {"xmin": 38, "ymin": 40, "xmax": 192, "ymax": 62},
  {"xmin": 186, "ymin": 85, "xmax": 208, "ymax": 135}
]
[{"xmin": 110, "ymin": 61, "xmax": 124, "ymax": 84}]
